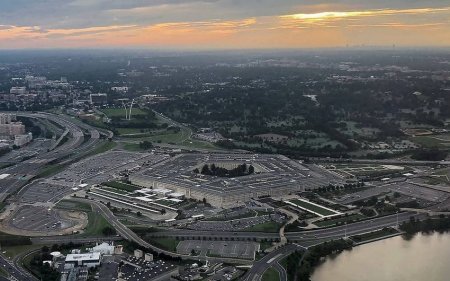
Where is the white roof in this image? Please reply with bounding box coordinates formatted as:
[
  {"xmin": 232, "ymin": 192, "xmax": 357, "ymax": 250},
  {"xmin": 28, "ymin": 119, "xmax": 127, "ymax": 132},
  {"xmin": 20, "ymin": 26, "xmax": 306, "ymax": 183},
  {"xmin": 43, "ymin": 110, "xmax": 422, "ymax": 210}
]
[
  {"xmin": 78, "ymin": 183, "xmax": 88, "ymax": 188},
  {"xmin": 153, "ymin": 188, "xmax": 171, "ymax": 194},
  {"xmin": 66, "ymin": 252, "xmax": 100, "ymax": 262},
  {"xmin": 136, "ymin": 188, "xmax": 153, "ymax": 194},
  {"xmin": 0, "ymin": 174, "xmax": 10, "ymax": 180},
  {"xmin": 136, "ymin": 196, "xmax": 153, "ymax": 202},
  {"xmin": 168, "ymin": 192, "xmax": 184, "ymax": 197}
]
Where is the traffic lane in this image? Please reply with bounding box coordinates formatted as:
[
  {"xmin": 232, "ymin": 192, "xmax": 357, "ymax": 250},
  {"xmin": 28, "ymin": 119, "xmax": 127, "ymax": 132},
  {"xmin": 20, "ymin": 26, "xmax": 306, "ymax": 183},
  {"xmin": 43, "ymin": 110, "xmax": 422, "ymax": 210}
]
[
  {"xmin": 287, "ymin": 212, "xmax": 424, "ymax": 239},
  {"xmin": 0, "ymin": 254, "xmax": 35, "ymax": 281},
  {"xmin": 242, "ymin": 244, "xmax": 300, "ymax": 281},
  {"xmin": 31, "ymin": 236, "xmax": 122, "ymax": 245},
  {"xmin": 274, "ymin": 261, "xmax": 287, "ymax": 281},
  {"xmin": 151, "ymin": 213, "xmax": 423, "ymax": 240}
]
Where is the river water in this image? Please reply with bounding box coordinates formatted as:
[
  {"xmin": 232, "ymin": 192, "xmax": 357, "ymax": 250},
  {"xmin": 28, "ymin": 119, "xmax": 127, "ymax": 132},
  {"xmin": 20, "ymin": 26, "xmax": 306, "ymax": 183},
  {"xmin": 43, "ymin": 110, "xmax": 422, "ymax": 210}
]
[{"xmin": 311, "ymin": 233, "xmax": 450, "ymax": 281}]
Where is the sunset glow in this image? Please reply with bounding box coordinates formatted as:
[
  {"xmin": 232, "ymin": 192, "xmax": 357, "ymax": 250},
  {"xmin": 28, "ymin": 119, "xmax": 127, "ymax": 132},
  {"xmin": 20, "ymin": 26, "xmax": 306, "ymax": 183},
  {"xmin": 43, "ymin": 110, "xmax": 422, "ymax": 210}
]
[{"xmin": 0, "ymin": 2, "xmax": 449, "ymax": 49}]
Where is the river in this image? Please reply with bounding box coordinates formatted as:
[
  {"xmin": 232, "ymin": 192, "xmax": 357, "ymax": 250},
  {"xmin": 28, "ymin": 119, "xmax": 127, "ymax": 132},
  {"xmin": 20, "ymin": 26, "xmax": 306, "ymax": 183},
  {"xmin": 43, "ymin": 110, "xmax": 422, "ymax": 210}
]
[{"xmin": 311, "ymin": 233, "xmax": 450, "ymax": 281}]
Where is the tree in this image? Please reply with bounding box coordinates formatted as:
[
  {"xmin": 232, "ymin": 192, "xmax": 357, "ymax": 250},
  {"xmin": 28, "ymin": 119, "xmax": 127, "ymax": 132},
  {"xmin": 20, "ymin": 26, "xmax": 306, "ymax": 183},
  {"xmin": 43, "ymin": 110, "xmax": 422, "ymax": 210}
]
[{"xmin": 102, "ymin": 226, "xmax": 116, "ymax": 236}]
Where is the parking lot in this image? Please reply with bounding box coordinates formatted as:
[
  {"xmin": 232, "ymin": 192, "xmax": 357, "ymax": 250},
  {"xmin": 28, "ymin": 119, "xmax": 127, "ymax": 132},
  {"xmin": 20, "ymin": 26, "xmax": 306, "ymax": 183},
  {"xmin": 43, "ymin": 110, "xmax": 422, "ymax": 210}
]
[
  {"xmin": 188, "ymin": 213, "xmax": 285, "ymax": 231},
  {"xmin": 336, "ymin": 182, "xmax": 449, "ymax": 205},
  {"xmin": 20, "ymin": 181, "xmax": 73, "ymax": 203},
  {"xmin": 10, "ymin": 205, "xmax": 74, "ymax": 232},
  {"xmin": 176, "ymin": 240, "xmax": 259, "ymax": 260},
  {"xmin": 50, "ymin": 151, "xmax": 168, "ymax": 184}
]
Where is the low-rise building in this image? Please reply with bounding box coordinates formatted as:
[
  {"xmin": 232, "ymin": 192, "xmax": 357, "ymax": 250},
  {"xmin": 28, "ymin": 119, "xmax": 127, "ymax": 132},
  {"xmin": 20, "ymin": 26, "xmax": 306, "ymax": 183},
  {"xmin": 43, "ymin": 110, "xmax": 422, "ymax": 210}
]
[{"xmin": 65, "ymin": 252, "xmax": 101, "ymax": 269}]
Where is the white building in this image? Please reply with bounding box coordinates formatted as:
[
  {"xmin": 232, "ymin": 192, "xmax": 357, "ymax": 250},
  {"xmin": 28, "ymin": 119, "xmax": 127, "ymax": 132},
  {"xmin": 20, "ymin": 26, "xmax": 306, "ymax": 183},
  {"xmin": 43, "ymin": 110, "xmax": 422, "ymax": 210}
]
[
  {"xmin": 65, "ymin": 252, "xmax": 101, "ymax": 269},
  {"xmin": 10, "ymin": 87, "xmax": 27, "ymax": 95},
  {"xmin": 90, "ymin": 242, "xmax": 115, "ymax": 255},
  {"xmin": 134, "ymin": 249, "xmax": 143, "ymax": 258},
  {"xmin": 14, "ymin": 133, "xmax": 32, "ymax": 147}
]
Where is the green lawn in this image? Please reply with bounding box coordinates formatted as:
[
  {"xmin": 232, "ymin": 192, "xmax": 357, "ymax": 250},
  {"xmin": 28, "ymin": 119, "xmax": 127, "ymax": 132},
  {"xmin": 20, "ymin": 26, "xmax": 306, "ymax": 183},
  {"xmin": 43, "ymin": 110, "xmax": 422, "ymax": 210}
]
[
  {"xmin": 82, "ymin": 211, "xmax": 113, "ymax": 237},
  {"xmin": 56, "ymin": 200, "xmax": 92, "ymax": 212},
  {"xmin": 56, "ymin": 200, "xmax": 112, "ymax": 237},
  {"xmin": 244, "ymin": 222, "xmax": 281, "ymax": 233},
  {"xmin": 84, "ymin": 141, "xmax": 117, "ymax": 157},
  {"xmin": 289, "ymin": 199, "xmax": 338, "ymax": 216},
  {"xmin": 411, "ymin": 136, "xmax": 450, "ymax": 149},
  {"xmin": 102, "ymin": 108, "xmax": 148, "ymax": 118},
  {"xmin": 147, "ymin": 237, "xmax": 179, "ymax": 252},
  {"xmin": 351, "ymin": 227, "xmax": 398, "ymax": 243},
  {"xmin": 2, "ymin": 244, "xmax": 43, "ymax": 260},
  {"xmin": 315, "ymin": 214, "xmax": 366, "ymax": 227},
  {"xmin": 37, "ymin": 164, "xmax": 66, "ymax": 178},
  {"xmin": 103, "ymin": 181, "xmax": 140, "ymax": 192},
  {"xmin": 262, "ymin": 267, "xmax": 280, "ymax": 281}
]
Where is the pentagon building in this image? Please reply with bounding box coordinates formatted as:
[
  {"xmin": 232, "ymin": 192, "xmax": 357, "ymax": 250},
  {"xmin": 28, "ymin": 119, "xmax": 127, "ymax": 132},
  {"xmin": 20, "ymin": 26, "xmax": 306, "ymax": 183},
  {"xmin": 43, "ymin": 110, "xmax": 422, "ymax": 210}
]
[{"xmin": 129, "ymin": 153, "xmax": 343, "ymax": 208}]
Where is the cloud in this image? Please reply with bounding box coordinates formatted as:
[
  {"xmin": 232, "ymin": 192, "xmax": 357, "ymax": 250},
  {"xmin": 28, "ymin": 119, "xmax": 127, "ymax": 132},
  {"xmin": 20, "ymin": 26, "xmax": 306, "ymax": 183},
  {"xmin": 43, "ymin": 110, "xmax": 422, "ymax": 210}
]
[{"xmin": 0, "ymin": 2, "xmax": 449, "ymax": 48}]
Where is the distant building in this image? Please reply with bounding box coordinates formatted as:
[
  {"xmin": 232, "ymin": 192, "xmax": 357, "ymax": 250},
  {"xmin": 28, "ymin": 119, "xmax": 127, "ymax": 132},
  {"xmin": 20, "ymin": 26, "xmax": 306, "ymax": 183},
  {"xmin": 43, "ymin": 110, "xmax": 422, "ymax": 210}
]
[
  {"xmin": 14, "ymin": 133, "xmax": 33, "ymax": 147},
  {"xmin": 0, "ymin": 114, "xmax": 26, "ymax": 137},
  {"xmin": 90, "ymin": 242, "xmax": 115, "ymax": 255},
  {"xmin": 134, "ymin": 249, "xmax": 144, "ymax": 259},
  {"xmin": 111, "ymin": 87, "xmax": 129, "ymax": 93},
  {"xmin": 144, "ymin": 253, "xmax": 153, "ymax": 262},
  {"xmin": 90, "ymin": 93, "xmax": 108, "ymax": 105},
  {"xmin": 9, "ymin": 87, "xmax": 27, "ymax": 95},
  {"xmin": 255, "ymin": 133, "xmax": 289, "ymax": 144}
]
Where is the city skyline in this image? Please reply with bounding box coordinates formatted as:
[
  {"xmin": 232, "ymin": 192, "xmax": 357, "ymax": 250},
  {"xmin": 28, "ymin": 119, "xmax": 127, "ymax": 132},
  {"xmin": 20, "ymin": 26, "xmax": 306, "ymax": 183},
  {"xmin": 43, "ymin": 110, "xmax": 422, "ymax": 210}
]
[{"xmin": 1, "ymin": 0, "xmax": 449, "ymax": 49}]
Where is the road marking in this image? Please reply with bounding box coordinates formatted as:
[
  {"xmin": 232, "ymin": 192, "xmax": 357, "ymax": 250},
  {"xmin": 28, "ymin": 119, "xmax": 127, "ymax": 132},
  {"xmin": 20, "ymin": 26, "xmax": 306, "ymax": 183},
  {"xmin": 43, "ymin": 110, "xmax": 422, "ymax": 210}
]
[{"xmin": 267, "ymin": 254, "xmax": 282, "ymax": 263}]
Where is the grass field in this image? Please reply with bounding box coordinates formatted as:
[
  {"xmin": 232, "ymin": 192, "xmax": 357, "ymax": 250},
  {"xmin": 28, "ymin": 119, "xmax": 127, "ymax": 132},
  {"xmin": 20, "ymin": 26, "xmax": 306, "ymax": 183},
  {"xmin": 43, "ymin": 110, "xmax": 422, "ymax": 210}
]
[
  {"xmin": 37, "ymin": 164, "xmax": 66, "ymax": 178},
  {"xmin": 244, "ymin": 222, "xmax": 281, "ymax": 233},
  {"xmin": 101, "ymin": 108, "xmax": 148, "ymax": 118},
  {"xmin": 411, "ymin": 135, "xmax": 450, "ymax": 149},
  {"xmin": 103, "ymin": 181, "xmax": 140, "ymax": 192},
  {"xmin": 315, "ymin": 214, "xmax": 366, "ymax": 227},
  {"xmin": 56, "ymin": 200, "xmax": 92, "ymax": 212},
  {"xmin": 84, "ymin": 141, "xmax": 117, "ymax": 157},
  {"xmin": 56, "ymin": 199, "xmax": 112, "ymax": 237},
  {"xmin": 82, "ymin": 211, "xmax": 113, "ymax": 236},
  {"xmin": 146, "ymin": 237, "xmax": 179, "ymax": 252},
  {"xmin": 262, "ymin": 267, "xmax": 280, "ymax": 281},
  {"xmin": 289, "ymin": 199, "xmax": 338, "ymax": 216},
  {"xmin": 2, "ymin": 244, "xmax": 43, "ymax": 260},
  {"xmin": 351, "ymin": 227, "xmax": 398, "ymax": 243}
]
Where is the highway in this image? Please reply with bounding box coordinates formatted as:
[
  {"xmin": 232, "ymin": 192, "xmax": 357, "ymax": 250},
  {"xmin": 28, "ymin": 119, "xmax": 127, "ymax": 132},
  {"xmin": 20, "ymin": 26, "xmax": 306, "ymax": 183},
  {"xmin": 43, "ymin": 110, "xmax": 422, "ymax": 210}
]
[
  {"xmin": 242, "ymin": 244, "xmax": 303, "ymax": 281},
  {"xmin": 0, "ymin": 252, "xmax": 37, "ymax": 281},
  {"xmin": 30, "ymin": 236, "xmax": 122, "ymax": 245},
  {"xmin": 148, "ymin": 212, "xmax": 423, "ymax": 245},
  {"xmin": 70, "ymin": 198, "xmax": 254, "ymax": 264}
]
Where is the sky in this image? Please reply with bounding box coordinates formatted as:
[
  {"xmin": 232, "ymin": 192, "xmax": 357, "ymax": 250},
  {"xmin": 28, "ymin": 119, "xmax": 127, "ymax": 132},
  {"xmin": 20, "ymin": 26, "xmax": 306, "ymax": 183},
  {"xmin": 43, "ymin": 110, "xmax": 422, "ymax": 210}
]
[{"xmin": 0, "ymin": 0, "xmax": 449, "ymax": 49}]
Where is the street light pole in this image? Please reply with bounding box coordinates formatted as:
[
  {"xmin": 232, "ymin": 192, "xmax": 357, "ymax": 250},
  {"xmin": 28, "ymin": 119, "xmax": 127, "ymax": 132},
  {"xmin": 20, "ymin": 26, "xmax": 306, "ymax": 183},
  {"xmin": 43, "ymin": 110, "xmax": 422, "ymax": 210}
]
[{"xmin": 396, "ymin": 211, "xmax": 399, "ymax": 228}]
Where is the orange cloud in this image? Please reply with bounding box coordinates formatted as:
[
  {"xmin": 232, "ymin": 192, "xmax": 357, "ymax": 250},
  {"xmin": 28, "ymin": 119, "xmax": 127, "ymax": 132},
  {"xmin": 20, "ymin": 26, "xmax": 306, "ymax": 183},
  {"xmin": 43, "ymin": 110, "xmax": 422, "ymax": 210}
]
[{"xmin": 0, "ymin": 7, "xmax": 449, "ymax": 49}]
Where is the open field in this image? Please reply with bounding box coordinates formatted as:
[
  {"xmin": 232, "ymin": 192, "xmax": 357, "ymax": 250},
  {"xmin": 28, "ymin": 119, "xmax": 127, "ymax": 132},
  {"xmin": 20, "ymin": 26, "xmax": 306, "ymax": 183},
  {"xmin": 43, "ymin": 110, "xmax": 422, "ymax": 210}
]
[
  {"xmin": 147, "ymin": 237, "xmax": 179, "ymax": 252},
  {"xmin": 244, "ymin": 221, "xmax": 282, "ymax": 233},
  {"xmin": 262, "ymin": 267, "xmax": 280, "ymax": 281},
  {"xmin": 2, "ymin": 244, "xmax": 43, "ymax": 260},
  {"xmin": 56, "ymin": 199, "xmax": 112, "ymax": 237},
  {"xmin": 101, "ymin": 108, "xmax": 148, "ymax": 118},
  {"xmin": 411, "ymin": 135, "xmax": 450, "ymax": 149}
]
